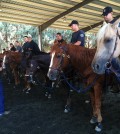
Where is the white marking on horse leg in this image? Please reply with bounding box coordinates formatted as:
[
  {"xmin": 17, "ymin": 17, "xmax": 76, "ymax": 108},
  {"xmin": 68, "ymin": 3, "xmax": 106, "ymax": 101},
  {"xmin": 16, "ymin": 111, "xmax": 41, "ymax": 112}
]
[
  {"xmin": 2, "ymin": 55, "xmax": 6, "ymax": 69},
  {"xmin": 47, "ymin": 52, "xmax": 55, "ymax": 77}
]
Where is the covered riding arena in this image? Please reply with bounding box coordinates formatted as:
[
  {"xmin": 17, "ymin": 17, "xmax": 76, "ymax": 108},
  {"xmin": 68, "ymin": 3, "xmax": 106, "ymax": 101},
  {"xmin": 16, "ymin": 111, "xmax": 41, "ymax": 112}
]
[{"xmin": 0, "ymin": 0, "xmax": 120, "ymax": 134}]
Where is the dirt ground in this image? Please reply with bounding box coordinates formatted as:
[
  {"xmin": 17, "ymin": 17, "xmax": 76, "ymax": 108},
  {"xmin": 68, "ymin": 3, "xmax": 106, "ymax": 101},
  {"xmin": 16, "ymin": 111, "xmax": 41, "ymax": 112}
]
[{"xmin": 0, "ymin": 78, "xmax": 120, "ymax": 134}]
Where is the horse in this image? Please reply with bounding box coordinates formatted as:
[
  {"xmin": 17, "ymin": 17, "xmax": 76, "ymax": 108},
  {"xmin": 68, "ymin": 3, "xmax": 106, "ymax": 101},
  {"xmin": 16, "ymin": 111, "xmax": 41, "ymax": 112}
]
[
  {"xmin": 92, "ymin": 18, "xmax": 120, "ymax": 74},
  {"xmin": 2, "ymin": 51, "xmax": 31, "ymax": 90},
  {"xmin": 47, "ymin": 42, "xmax": 105, "ymax": 132},
  {"xmin": 25, "ymin": 52, "xmax": 53, "ymax": 97}
]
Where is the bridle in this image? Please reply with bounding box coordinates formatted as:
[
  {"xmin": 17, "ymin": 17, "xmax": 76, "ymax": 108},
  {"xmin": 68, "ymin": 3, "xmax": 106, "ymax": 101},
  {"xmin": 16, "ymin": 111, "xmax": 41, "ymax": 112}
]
[
  {"xmin": 49, "ymin": 46, "xmax": 70, "ymax": 73},
  {"xmin": 105, "ymin": 29, "xmax": 120, "ymax": 69}
]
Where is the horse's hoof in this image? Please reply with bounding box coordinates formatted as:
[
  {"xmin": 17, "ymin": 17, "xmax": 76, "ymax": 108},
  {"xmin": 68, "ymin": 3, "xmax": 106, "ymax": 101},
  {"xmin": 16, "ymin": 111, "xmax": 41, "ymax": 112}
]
[
  {"xmin": 95, "ymin": 123, "xmax": 102, "ymax": 132},
  {"xmin": 32, "ymin": 81, "xmax": 38, "ymax": 85},
  {"xmin": 48, "ymin": 94, "xmax": 51, "ymax": 99},
  {"xmin": 45, "ymin": 92, "xmax": 48, "ymax": 97},
  {"xmin": 26, "ymin": 90, "xmax": 30, "ymax": 94},
  {"xmin": 64, "ymin": 105, "xmax": 71, "ymax": 113},
  {"xmin": 70, "ymin": 89, "xmax": 73, "ymax": 92},
  {"xmin": 26, "ymin": 88, "xmax": 31, "ymax": 94},
  {"xmin": 56, "ymin": 84, "xmax": 59, "ymax": 88},
  {"xmin": 90, "ymin": 116, "xmax": 97, "ymax": 124},
  {"xmin": 23, "ymin": 88, "xmax": 28, "ymax": 92}
]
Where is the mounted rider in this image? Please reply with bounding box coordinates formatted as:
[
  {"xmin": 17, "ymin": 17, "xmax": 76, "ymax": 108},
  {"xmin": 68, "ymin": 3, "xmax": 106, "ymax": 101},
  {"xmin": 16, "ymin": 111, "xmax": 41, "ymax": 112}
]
[
  {"xmin": 69, "ymin": 20, "xmax": 85, "ymax": 46},
  {"xmin": 54, "ymin": 33, "xmax": 66, "ymax": 46},
  {"xmin": 27, "ymin": 34, "xmax": 41, "ymax": 56},
  {"xmin": 102, "ymin": 6, "xmax": 120, "ymax": 30}
]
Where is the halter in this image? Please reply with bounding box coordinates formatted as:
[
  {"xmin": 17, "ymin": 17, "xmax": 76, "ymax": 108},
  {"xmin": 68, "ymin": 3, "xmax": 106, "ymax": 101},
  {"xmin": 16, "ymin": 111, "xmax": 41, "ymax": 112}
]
[
  {"xmin": 49, "ymin": 46, "xmax": 70, "ymax": 72},
  {"xmin": 105, "ymin": 29, "xmax": 120, "ymax": 69}
]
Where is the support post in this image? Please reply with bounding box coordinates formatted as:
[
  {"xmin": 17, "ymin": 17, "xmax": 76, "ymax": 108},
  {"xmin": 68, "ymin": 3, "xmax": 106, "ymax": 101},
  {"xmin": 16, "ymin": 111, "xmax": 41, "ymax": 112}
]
[{"xmin": 38, "ymin": 26, "xmax": 42, "ymax": 51}]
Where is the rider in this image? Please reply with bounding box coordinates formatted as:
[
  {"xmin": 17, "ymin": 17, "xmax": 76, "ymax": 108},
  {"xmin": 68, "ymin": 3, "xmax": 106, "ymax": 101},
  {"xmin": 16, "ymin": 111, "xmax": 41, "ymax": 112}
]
[
  {"xmin": 22, "ymin": 36, "xmax": 29, "ymax": 54},
  {"xmin": 102, "ymin": 6, "xmax": 120, "ymax": 24},
  {"xmin": 27, "ymin": 34, "xmax": 40, "ymax": 55},
  {"xmin": 15, "ymin": 41, "xmax": 22, "ymax": 53},
  {"xmin": 10, "ymin": 43, "xmax": 16, "ymax": 51},
  {"xmin": 102, "ymin": 6, "xmax": 120, "ymax": 93},
  {"xmin": 68, "ymin": 20, "xmax": 85, "ymax": 89},
  {"xmin": 69, "ymin": 20, "xmax": 85, "ymax": 46},
  {"xmin": 54, "ymin": 33, "xmax": 66, "ymax": 45}
]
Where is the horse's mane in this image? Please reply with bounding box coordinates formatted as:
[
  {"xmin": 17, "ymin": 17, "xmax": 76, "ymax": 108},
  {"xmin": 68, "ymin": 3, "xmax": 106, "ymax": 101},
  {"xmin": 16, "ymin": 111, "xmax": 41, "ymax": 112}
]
[
  {"xmin": 97, "ymin": 22, "xmax": 116, "ymax": 42},
  {"xmin": 68, "ymin": 44, "xmax": 96, "ymax": 67},
  {"xmin": 51, "ymin": 42, "xmax": 67, "ymax": 53},
  {"xmin": 97, "ymin": 23, "xmax": 108, "ymax": 41}
]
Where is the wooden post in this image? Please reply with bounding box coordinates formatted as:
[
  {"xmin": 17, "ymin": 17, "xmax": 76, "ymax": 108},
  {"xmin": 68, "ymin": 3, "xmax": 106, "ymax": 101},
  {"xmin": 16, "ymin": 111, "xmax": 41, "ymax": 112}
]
[{"xmin": 38, "ymin": 26, "xmax": 42, "ymax": 51}]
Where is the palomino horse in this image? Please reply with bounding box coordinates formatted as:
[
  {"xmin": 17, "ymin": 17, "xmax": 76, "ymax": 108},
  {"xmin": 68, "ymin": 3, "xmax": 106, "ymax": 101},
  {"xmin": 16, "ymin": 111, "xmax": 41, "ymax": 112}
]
[
  {"xmin": 47, "ymin": 43, "xmax": 104, "ymax": 132},
  {"xmin": 92, "ymin": 18, "xmax": 120, "ymax": 74}
]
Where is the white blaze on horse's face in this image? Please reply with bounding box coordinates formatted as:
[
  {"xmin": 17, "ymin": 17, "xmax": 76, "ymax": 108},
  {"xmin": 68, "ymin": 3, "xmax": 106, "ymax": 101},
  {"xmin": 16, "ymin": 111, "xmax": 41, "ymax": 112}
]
[
  {"xmin": 2, "ymin": 55, "xmax": 6, "ymax": 69},
  {"xmin": 92, "ymin": 20, "xmax": 120, "ymax": 74},
  {"xmin": 47, "ymin": 51, "xmax": 55, "ymax": 77}
]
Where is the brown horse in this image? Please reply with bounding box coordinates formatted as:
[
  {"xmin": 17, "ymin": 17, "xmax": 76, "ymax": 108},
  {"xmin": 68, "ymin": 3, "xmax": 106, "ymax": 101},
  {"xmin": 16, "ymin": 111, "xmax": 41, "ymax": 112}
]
[
  {"xmin": 2, "ymin": 51, "xmax": 31, "ymax": 90},
  {"xmin": 47, "ymin": 43, "xmax": 104, "ymax": 132}
]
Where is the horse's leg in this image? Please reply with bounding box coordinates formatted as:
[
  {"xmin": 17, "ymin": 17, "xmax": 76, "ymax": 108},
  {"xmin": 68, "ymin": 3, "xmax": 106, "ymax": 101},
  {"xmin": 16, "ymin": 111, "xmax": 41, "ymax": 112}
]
[
  {"xmin": 94, "ymin": 83, "xmax": 103, "ymax": 132},
  {"xmin": 24, "ymin": 76, "xmax": 31, "ymax": 93},
  {"xmin": 13, "ymin": 68, "xmax": 20, "ymax": 87},
  {"xmin": 89, "ymin": 90, "xmax": 98, "ymax": 124},
  {"xmin": 44, "ymin": 76, "xmax": 52, "ymax": 99},
  {"xmin": 64, "ymin": 88, "xmax": 71, "ymax": 113}
]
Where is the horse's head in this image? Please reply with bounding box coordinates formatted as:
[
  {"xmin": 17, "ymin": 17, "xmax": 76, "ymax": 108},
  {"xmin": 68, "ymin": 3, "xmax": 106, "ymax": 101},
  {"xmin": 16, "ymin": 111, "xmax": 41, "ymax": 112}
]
[
  {"xmin": 92, "ymin": 19, "xmax": 120, "ymax": 74},
  {"xmin": 47, "ymin": 44, "xmax": 70, "ymax": 81},
  {"xmin": 25, "ymin": 59, "xmax": 39, "ymax": 83},
  {"xmin": 2, "ymin": 51, "xmax": 21, "ymax": 69}
]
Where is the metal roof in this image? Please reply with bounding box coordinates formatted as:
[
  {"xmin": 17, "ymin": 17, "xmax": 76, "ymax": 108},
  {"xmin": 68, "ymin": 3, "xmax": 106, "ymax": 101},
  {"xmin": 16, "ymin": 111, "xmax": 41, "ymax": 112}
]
[{"xmin": 0, "ymin": 0, "xmax": 120, "ymax": 33}]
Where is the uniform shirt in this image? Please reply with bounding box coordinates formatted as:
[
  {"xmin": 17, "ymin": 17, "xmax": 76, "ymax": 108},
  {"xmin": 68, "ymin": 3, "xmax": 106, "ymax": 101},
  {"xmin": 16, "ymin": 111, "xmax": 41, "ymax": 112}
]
[
  {"xmin": 71, "ymin": 30, "xmax": 85, "ymax": 46},
  {"xmin": 58, "ymin": 39, "xmax": 65, "ymax": 43},
  {"xmin": 22, "ymin": 42, "xmax": 29, "ymax": 53},
  {"xmin": 10, "ymin": 46, "xmax": 16, "ymax": 51},
  {"xmin": 54, "ymin": 39, "xmax": 66, "ymax": 45},
  {"xmin": 16, "ymin": 46, "xmax": 22, "ymax": 53},
  {"xmin": 28, "ymin": 40, "xmax": 40, "ymax": 55}
]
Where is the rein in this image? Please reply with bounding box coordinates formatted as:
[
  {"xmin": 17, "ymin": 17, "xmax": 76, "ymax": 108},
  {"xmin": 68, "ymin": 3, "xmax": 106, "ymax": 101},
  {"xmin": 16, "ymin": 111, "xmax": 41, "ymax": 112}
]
[
  {"xmin": 105, "ymin": 29, "xmax": 120, "ymax": 82},
  {"xmin": 61, "ymin": 72, "xmax": 99, "ymax": 93},
  {"xmin": 106, "ymin": 29, "xmax": 120, "ymax": 69},
  {"xmin": 49, "ymin": 46, "xmax": 99, "ymax": 93}
]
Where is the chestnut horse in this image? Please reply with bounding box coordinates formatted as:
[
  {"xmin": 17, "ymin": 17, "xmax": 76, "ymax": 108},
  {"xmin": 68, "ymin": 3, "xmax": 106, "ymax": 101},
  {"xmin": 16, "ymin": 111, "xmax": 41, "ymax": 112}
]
[
  {"xmin": 92, "ymin": 18, "xmax": 120, "ymax": 74},
  {"xmin": 47, "ymin": 43, "xmax": 104, "ymax": 132},
  {"xmin": 2, "ymin": 51, "xmax": 31, "ymax": 90}
]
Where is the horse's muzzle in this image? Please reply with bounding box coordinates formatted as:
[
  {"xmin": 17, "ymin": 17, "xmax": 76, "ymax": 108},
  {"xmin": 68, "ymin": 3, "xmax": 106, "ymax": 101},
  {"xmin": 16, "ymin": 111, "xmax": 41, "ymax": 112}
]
[{"xmin": 47, "ymin": 69, "xmax": 58, "ymax": 81}]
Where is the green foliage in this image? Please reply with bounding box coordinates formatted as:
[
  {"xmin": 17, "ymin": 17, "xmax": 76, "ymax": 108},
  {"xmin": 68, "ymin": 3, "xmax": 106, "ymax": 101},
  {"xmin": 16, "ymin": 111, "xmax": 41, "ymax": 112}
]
[
  {"xmin": 42, "ymin": 28, "xmax": 96, "ymax": 51},
  {"xmin": 0, "ymin": 21, "xmax": 96, "ymax": 52},
  {"xmin": 0, "ymin": 22, "xmax": 38, "ymax": 52},
  {"xmin": 42, "ymin": 28, "xmax": 72, "ymax": 52}
]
